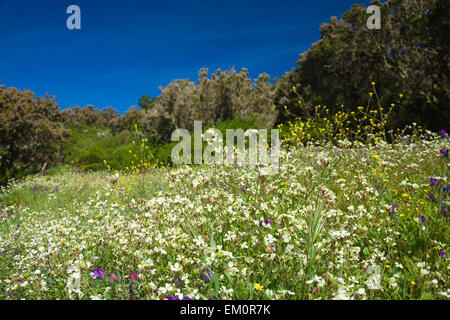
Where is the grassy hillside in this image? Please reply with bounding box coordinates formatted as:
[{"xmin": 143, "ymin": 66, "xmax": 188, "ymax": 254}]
[{"xmin": 0, "ymin": 131, "xmax": 448, "ymax": 300}]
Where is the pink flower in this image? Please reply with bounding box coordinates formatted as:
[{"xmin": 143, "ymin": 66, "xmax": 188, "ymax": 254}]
[
  {"xmin": 110, "ymin": 274, "xmax": 119, "ymax": 281},
  {"xmin": 130, "ymin": 272, "xmax": 139, "ymax": 281}
]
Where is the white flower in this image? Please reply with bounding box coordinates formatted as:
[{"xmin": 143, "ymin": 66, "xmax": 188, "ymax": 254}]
[
  {"xmin": 264, "ymin": 233, "xmax": 276, "ymax": 246},
  {"xmin": 420, "ymin": 269, "xmax": 429, "ymax": 276},
  {"xmin": 356, "ymin": 288, "xmax": 366, "ymax": 295},
  {"xmin": 334, "ymin": 286, "xmax": 350, "ymax": 300},
  {"xmin": 169, "ymin": 262, "xmax": 182, "ymax": 273},
  {"xmin": 282, "ymin": 233, "xmax": 291, "ymax": 243},
  {"xmin": 366, "ymin": 265, "xmax": 382, "ymax": 290}
]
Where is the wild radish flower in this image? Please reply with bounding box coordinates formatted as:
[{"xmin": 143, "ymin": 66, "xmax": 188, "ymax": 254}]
[
  {"xmin": 67, "ymin": 265, "xmax": 81, "ymax": 298},
  {"xmin": 356, "ymin": 288, "xmax": 366, "ymax": 296},
  {"xmin": 334, "ymin": 286, "xmax": 350, "ymax": 300},
  {"xmin": 366, "ymin": 265, "xmax": 382, "ymax": 290}
]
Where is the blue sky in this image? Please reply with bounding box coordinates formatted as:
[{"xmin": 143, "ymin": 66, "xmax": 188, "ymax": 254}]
[{"xmin": 0, "ymin": 0, "xmax": 370, "ymax": 114}]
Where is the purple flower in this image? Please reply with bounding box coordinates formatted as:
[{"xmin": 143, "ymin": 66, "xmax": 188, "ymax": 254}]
[
  {"xmin": 172, "ymin": 277, "xmax": 183, "ymax": 287},
  {"xmin": 443, "ymin": 208, "xmax": 447, "ymax": 216},
  {"xmin": 440, "ymin": 251, "xmax": 446, "ymax": 258},
  {"xmin": 430, "ymin": 177, "xmax": 438, "ymax": 186},
  {"xmin": 420, "ymin": 215, "xmax": 426, "ymax": 223},
  {"xmin": 200, "ymin": 270, "xmax": 214, "ymax": 283},
  {"xmin": 438, "ymin": 129, "xmax": 448, "ymax": 136},
  {"xmin": 93, "ymin": 268, "xmax": 105, "ymax": 279},
  {"xmin": 129, "ymin": 272, "xmax": 139, "ymax": 281},
  {"xmin": 428, "ymin": 193, "xmax": 435, "ymax": 201},
  {"xmin": 165, "ymin": 295, "xmax": 190, "ymax": 300},
  {"xmin": 443, "ymin": 185, "xmax": 450, "ymax": 192},
  {"xmin": 389, "ymin": 205, "xmax": 398, "ymax": 216},
  {"xmin": 166, "ymin": 295, "xmax": 191, "ymax": 300}
]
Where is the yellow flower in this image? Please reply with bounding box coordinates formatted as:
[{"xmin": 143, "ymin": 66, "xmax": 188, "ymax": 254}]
[
  {"xmin": 386, "ymin": 265, "xmax": 390, "ymax": 269},
  {"xmin": 369, "ymin": 92, "xmax": 373, "ymax": 97},
  {"xmin": 253, "ymin": 283, "xmax": 264, "ymax": 291},
  {"xmin": 411, "ymin": 281, "xmax": 416, "ymax": 285},
  {"xmin": 399, "ymin": 94, "xmax": 404, "ymax": 98},
  {"xmin": 371, "ymin": 82, "xmax": 376, "ymax": 86}
]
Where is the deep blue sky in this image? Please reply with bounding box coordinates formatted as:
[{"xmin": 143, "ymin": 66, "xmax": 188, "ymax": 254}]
[{"xmin": 0, "ymin": 0, "xmax": 370, "ymax": 114}]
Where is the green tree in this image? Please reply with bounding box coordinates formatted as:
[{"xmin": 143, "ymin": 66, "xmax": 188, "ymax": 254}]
[
  {"xmin": 0, "ymin": 86, "xmax": 69, "ymax": 184},
  {"xmin": 275, "ymin": 0, "xmax": 449, "ymax": 132}
]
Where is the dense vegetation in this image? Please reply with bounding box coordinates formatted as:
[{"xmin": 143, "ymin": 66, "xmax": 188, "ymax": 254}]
[
  {"xmin": 1, "ymin": 0, "xmax": 448, "ymax": 184},
  {"xmin": 275, "ymin": 0, "xmax": 449, "ymax": 131},
  {"xmin": 0, "ymin": 0, "xmax": 448, "ymax": 300}
]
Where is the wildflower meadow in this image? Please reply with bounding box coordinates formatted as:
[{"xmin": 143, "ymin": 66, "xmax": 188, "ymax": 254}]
[
  {"xmin": 0, "ymin": 0, "xmax": 448, "ymax": 302},
  {"xmin": 0, "ymin": 91, "xmax": 448, "ymax": 300}
]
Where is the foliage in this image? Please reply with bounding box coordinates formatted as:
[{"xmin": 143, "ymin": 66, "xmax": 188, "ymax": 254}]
[
  {"xmin": 0, "ymin": 130, "xmax": 448, "ymax": 300},
  {"xmin": 275, "ymin": 0, "xmax": 449, "ymax": 132},
  {"xmin": 0, "ymin": 86, "xmax": 69, "ymax": 185},
  {"xmin": 278, "ymin": 82, "xmax": 415, "ymax": 147},
  {"xmin": 142, "ymin": 67, "xmax": 277, "ymax": 142}
]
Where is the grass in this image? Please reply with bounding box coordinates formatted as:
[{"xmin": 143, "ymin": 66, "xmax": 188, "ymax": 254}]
[{"xmin": 0, "ymin": 128, "xmax": 448, "ymax": 300}]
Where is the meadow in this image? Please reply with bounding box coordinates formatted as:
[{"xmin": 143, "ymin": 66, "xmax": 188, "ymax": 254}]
[
  {"xmin": 0, "ymin": 124, "xmax": 448, "ymax": 300},
  {"xmin": 1, "ymin": 0, "xmax": 448, "ymax": 301}
]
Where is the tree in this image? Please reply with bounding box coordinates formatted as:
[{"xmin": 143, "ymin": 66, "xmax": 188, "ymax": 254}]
[
  {"xmin": 138, "ymin": 95, "xmax": 157, "ymax": 111},
  {"xmin": 275, "ymin": 0, "xmax": 449, "ymax": 132},
  {"xmin": 0, "ymin": 86, "xmax": 69, "ymax": 184},
  {"xmin": 143, "ymin": 67, "xmax": 277, "ymax": 142}
]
